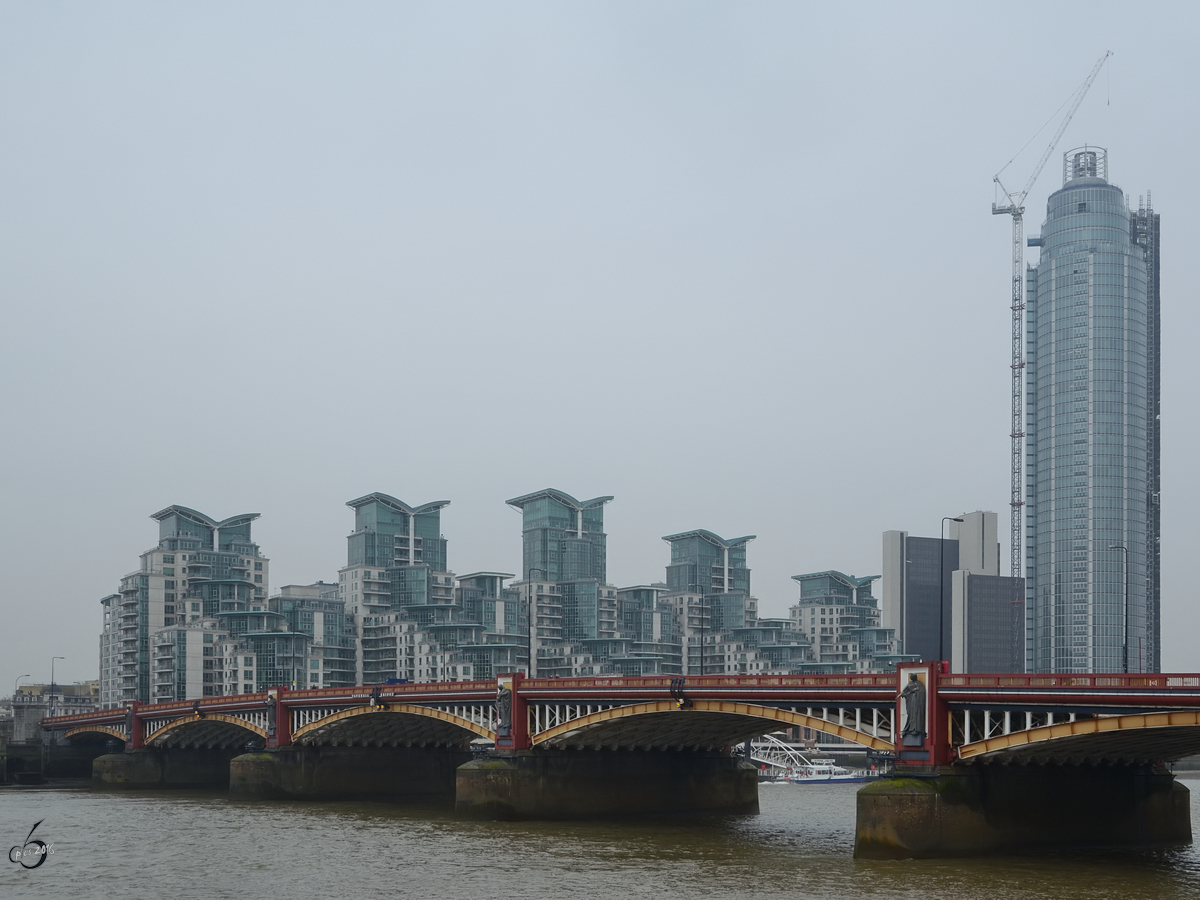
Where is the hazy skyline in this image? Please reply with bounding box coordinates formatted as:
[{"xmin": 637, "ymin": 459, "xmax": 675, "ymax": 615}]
[{"xmin": 3, "ymin": 2, "xmax": 1197, "ymax": 691}]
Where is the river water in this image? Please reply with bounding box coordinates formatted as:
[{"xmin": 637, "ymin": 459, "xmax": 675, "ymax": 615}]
[{"xmin": 4, "ymin": 779, "xmax": 1200, "ymax": 899}]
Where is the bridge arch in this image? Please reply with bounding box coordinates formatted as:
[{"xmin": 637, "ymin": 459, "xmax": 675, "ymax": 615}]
[
  {"xmin": 146, "ymin": 713, "xmax": 267, "ymax": 750},
  {"xmin": 532, "ymin": 700, "xmax": 893, "ymax": 751},
  {"xmin": 62, "ymin": 726, "xmax": 127, "ymax": 745},
  {"xmin": 959, "ymin": 710, "xmax": 1200, "ymax": 764},
  {"xmin": 291, "ymin": 704, "xmax": 494, "ymax": 748}
]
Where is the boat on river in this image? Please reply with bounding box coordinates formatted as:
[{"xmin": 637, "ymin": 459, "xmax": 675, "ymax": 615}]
[
  {"xmin": 749, "ymin": 735, "xmax": 877, "ymax": 784},
  {"xmin": 785, "ymin": 758, "xmax": 871, "ymax": 784}
]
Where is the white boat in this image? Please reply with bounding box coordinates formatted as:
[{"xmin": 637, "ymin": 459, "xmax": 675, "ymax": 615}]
[
  {"xmin": 785, "ymin": 758, "xmax": 870, "ymax": 784},
  {"xmin": 749, "ymin": 735, "xmax": 874, "ymax": 784}
]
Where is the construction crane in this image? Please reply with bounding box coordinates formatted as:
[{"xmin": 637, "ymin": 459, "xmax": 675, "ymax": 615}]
[{"xmin": 992, "ymin": 50, "xmax": 1112, "ymax": 671}]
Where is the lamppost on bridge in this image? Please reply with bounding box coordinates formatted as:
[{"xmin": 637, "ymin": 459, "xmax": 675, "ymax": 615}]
[
  {"xmin": 526, "ymin": 567, "xmax": 547, "ymax": 679},
  {"xmin": 13, "ymin": 674, "xmax": 30, "ymax": 702},
  {"xmin": 939, "ymin": 517, "xmax": 964, "ymax": 666},
  {"xmin": 50, "ymin": 656, "xmax": 65, "ymax": 716},
  {"xmin": 1110, "ymin": 544, "xmax": 1129, "ymax": 674}
]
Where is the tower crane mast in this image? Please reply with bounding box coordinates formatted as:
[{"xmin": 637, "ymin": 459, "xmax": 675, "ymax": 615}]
[{"xmin": 991, "ymin": 50, "xmax": 1111, "ymax": 671}]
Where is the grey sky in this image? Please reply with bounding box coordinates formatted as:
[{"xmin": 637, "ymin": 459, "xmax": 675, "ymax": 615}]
[{"xmin": 2, "ymin": 2, "xmax": 1196, "ymax": 691}]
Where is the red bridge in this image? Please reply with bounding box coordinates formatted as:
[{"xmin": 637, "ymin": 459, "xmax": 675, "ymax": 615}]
[
  {"xmin": 44, "ymin": 664, "xmax": 1200, "ymax": 765},
  {"xmin": 42, "ymin": 661, "xmax": 1200, "ymax": 857}
]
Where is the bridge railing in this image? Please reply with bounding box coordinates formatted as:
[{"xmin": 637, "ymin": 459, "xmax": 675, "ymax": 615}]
[
  {"xmin": 40, "ymin": 708, "xmax": 129, "ymax": 727},
  {"xmin": 938, "ymin": 673, "xmax": 1200, "ymax": 690},
  {"xmin": 523, "ymin": 674, "xmax": 898, "ymax": 690},
  {"xmin": 41, "ymin": 681, "xmax": 502, "ymax": 728}
]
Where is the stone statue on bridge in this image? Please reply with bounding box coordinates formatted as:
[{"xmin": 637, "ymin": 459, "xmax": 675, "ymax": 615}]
[
  {"xmin": 497, "ymin": 685, "xmax": 512, "ymax": 738},
  {"xmin": 899, "ymin": 673, "xmax": 926, "ymax": 746}
]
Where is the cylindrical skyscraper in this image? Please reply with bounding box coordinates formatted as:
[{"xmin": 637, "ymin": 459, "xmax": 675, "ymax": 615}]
[{"xmin": 1025, "ymin": 147, "xmax": 1150, "ymax": 673}]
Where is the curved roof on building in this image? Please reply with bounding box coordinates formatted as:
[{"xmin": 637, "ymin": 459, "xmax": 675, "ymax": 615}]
[
  {"xmin": 150, "ymin": 506, "xmax": 261, "ymax": 528},
  {"xmin": 505, "ymin": 488, "xmax": 614, "ymax": 511},
  {"xmin": 791, "ymin": 570, "xmax": 879, "ymax": 589},
  {"xmin": 660, "ymin": 529, "xmax": 756, "ymax": 549},
  {"xmin": 345, "ymin": 492, "xmax": 450, "ymax": 515}
]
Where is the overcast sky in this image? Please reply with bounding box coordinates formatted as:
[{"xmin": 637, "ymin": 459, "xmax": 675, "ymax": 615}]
[{"xmin": 2, "ymin": 2, "xmax": 1196, "ymax": 692}]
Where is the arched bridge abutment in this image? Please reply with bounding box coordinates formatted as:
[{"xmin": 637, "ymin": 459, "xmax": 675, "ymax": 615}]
[
  {"xmin": 457, "ymin": 699, "xmax": 895, "ymax": 820},
  {"xmin": 229, "ymin": 706, "xmax": 485, "ymax": 801},
  {"xmin": 856, "ymin": 763, "xmax": 1191, "ymax": 859},
  {"xmin": 855, "ymin": 662, "xmax": 1196, "ymax": 859},
  {"xmin": 94, "ymin": 713, "xmax": 267, "ymax": 790},
  {"xmin": 41, "ymin": 727, "xmax": 127, "ymax": 778}
]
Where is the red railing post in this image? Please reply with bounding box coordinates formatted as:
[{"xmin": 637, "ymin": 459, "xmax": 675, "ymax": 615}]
[
  {"xmin": 126, "ymin": 701, "xmax": 144, "ymax": 750},
  {"xmin": 265, "ymin": 687, "xmax": 292, "ymax": 749}
]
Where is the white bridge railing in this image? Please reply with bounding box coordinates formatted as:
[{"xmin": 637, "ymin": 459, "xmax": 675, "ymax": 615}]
[
  {"xmin": 530, "ymin": 703, "xmax": 622, "ymax": 735},
  {"xmin": 291, "ymin": 702, "xmax": 497, "ymax": 738},
  {"xmin": 952, "ymin": 708, "xmax": 1082, "ymax": 748}
]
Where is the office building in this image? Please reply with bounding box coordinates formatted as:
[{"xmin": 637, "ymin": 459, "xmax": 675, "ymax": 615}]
[
  {"xmin": 883, "ymin": 512, "xmax": 1023, "ymax": 671},
  {"xmin": 507, "ymin": 489, "xmax": 616, "ymax": 675},
  {"xmin": 880, "ymin": 530, "xmax": 958, "ymax": 664},
  {"xmin": 661, "ymin": 530, "xmax": 755, "ymax": 674},
  {"xmin": 338, "ymin": 493, "xmax": 460, "ymax": 683},
  {"xmin": 1025, "ymin": 148, "xmax": 1155, "ymax": 673},
  {"xmin": 790, "ymin": 571, "xmax": 905, "ymax": 672},
  {"xmin": 949, "ymin": 512, "xmax": 1024, "ymax": 672},
  {"xmin": 99, "ymin": 506, "xmax": 270, "ymax": 707}
]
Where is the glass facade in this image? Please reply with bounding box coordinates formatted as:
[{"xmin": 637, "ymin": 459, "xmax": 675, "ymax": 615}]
[
  {"xmin": 790, "ymin": 571, "xmax": 895, "ymax": 669},
  {"xmin": 507, "ymin": 489, "xmax": 612, "ymax": 583},
  {"xmin": 100, "ymin": 506, "xmax": 269, "ymax": 705},
  {"xmin": 1025, "ymin": 148, "xmax": 1151, "ymax": 673}
]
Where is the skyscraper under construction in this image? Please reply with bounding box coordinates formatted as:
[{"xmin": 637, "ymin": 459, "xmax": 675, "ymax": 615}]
[{"xmin": 1024, "ymin": 148, "xmax": 1160, "ymax": 673}]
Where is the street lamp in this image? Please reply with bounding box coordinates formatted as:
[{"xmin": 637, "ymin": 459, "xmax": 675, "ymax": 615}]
[
  {"xmin": 939, "ymin": 517, "xmax": 964, "ymax": 665},
  {"xmin": 526, "ymin": 567, "xmax": 546, "ymax": 679},
  {"xmin": 1110, "ymin": 545, "xmax": 1129, "ymax": 674},
  {"xmin": 50, "ymin": 656, "xmax": 65, "ymax": 715},
  {"xmin": 13, "ymin": 674, "xmax": 30, "ymax": 700}
]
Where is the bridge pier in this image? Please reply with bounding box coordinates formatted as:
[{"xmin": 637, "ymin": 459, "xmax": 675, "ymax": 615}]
[
  {"xmin": 93, "ymin": 748, "xmax": 238, "ymax": 790},
  {"xmin": 455, "ymin": 750, "xmax": 759, "ymax": 820},
  {"xmin": 855, "ymin": 765, "xmax": 1192, "ymax": 858},
  {"xmin": 229, "ymin": 746, "xmax": 472, "ymax": 801}
]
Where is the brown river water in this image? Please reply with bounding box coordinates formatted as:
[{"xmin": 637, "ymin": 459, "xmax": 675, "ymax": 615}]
[{"xmin": 4, "ymin": 779, "xmax": 1200, "ymax": 899}]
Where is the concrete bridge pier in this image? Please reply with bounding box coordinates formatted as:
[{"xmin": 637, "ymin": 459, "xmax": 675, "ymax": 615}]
[
  {"xmin": 93, "ymin": 748, "xmax": 239, "ymax": 790},
  {"xmin": 229, "ymin": 746, "xmax": 472, "ymax": 801},
  {"xmin": 854, "ymin": 765, "xmax": 1192, "ymax": 858},
  {"xmin": 455, "ymin": 750, "xmax": 759, "ymax": 820}
]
